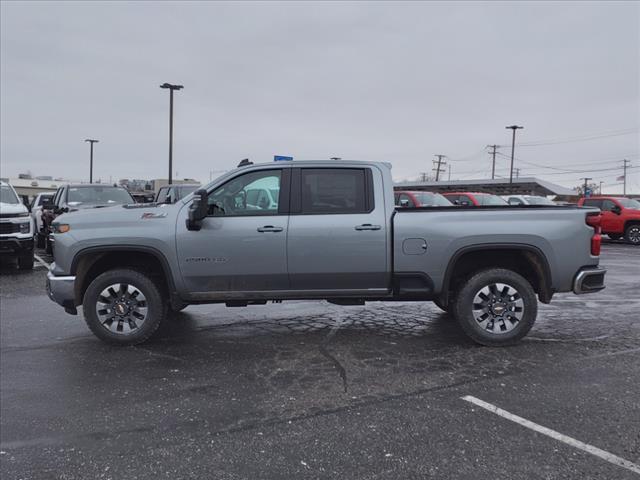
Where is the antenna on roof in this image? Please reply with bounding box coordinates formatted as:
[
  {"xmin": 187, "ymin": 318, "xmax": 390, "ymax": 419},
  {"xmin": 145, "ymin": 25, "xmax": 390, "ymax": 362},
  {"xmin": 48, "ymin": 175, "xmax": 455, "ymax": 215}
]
[{"xmin": 237, "ymin": 158, "xmax": 252, "ymax": 168}]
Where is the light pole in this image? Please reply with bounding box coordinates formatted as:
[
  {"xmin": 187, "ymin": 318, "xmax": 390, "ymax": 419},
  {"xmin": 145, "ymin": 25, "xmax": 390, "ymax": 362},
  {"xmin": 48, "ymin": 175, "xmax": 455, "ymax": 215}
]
[
  {"xmin": 84, "ymin": 139, "xmax": 99, "ymax": 184},
  {"xmin": 160, "ymin": 83, "xmax": 184, "ymax": 185},
  {"xmin": 505, "ymin": 125, "xmax": 524, "ymax": 184}
]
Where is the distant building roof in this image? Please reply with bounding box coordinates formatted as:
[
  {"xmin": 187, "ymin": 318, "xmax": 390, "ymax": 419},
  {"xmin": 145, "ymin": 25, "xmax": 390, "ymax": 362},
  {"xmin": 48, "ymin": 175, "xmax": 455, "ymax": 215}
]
[{"xmin": 394, "ymin": 177, "xmax": 575, "ymax": 196}]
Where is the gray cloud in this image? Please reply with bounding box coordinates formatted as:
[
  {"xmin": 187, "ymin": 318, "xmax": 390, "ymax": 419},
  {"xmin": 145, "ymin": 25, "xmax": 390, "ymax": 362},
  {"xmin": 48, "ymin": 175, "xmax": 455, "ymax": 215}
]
[{"xmin": 1, "ymin": 1, "xmax": 638, "ymax": 191}]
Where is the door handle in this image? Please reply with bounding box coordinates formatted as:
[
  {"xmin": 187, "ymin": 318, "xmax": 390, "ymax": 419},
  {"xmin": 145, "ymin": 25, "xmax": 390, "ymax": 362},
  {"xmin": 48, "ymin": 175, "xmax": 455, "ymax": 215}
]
[
  {"xmin": 257, "ymin": 225, "xmax": 283, "ymax": 233},
  {"xmin": 355, "ymin": 224, "xmax": 382, "ymax": 231}
]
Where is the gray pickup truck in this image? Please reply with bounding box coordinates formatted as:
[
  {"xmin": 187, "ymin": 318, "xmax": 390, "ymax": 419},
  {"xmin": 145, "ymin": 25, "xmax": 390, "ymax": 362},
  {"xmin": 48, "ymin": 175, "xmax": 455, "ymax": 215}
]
[{"xmin": 46, "ymin": 160, "xmax": 606, "ymax": 346}]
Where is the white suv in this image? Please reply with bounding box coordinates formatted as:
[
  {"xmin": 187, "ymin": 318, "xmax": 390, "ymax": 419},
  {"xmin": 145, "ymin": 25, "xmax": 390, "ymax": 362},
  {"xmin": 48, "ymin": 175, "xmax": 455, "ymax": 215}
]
[{"xmin": 0, "ymin": 181, "xmax": 35, "ymax": 269}]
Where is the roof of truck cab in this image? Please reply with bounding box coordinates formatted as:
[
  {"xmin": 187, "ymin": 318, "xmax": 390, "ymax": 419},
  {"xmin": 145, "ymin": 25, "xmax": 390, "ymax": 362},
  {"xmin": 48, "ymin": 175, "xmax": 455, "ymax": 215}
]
[{"xmin": 237, "ymin": 160, "xmax": 392, "ymax": 169}]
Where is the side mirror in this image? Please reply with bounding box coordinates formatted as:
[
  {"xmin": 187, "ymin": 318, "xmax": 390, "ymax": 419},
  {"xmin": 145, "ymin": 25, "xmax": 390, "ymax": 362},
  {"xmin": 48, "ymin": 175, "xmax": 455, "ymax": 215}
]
[
  {"xmin": 399, "ymin": 199, "xmax": 410, "ymax": 207},
  {"xmin": 611, "ymin": 205, "xmax": 622, "ymax": 215},
  {"xmin": 186, "ymin": 189, "xmax": 208, "ymax": 231}
]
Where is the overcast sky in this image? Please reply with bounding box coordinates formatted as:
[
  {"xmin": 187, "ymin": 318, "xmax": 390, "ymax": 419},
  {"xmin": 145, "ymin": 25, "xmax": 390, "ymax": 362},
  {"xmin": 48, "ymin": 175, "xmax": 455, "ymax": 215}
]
[{"xmin": 1, "ymin": 1, "xmax": 638, "ymax": 191}]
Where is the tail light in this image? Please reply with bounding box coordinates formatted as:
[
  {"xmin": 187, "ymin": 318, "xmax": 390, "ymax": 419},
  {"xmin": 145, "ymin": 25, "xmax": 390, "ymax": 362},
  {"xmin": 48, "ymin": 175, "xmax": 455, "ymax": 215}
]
[{"xmin": 586, "ymin": 212, "xmax": 601, "ymax": 256}]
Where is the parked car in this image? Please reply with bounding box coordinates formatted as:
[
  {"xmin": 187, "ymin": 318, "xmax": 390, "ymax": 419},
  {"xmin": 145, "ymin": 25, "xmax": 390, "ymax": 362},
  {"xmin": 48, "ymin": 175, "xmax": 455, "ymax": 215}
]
[
  {"xmin": 30, "ymin": 191, "xmax": 56, "ymax": 248},
  {"xmin": 0, "ymin": 181, "xmax": 35, "ymax": 269},
  {"xmin": 443, "ymin": 192, "xmax": 508, "ymax": 206},
  {"xmin": 503, "ymin": 195, "xmax": 557, "ymax": 206},
  {"xmin": 46, "ymin": 161, "xmax": 605, "ymax": 347},
  {"xmin": 155, "ymin": 184, "xmax": 200, "ymax": 204},
  {"xmin": 578, "ymin": 196, "xmax": 640, "ymax": 245},
  {"xmin": 394, "ymin": 190, "xmax": 453, "ymax": 207},
  {"xmin": 42, "ymin": 184, "xmax": 135, "ymax": 253}
]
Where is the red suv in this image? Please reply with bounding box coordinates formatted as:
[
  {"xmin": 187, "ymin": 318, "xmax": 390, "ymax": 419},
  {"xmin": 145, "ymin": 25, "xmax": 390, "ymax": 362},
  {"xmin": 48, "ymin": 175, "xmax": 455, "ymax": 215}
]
[
  {"xmin": 578, "ymin": 196, "xmax": 640, "ymax": 245},
  {"xmin": 442, "ymin": 192, "xmax": 508, "ymax": 206}
]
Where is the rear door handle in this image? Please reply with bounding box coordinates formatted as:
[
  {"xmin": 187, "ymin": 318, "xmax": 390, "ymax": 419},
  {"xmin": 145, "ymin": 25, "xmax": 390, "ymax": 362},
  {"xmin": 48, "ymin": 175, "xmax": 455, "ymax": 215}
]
[
  {"xmin": 257, "ymin": 225, "xmax": 283, "ymax": 233},
  {"xmin": 355, "ymin": 224, "xmax": 381, "ymax": 231}
]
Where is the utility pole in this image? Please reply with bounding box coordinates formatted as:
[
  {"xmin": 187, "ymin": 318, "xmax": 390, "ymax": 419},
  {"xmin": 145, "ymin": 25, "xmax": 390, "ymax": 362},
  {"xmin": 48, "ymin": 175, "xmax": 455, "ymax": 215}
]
[
  {"xmin": 599, "ymin": 181, "xmax": 604, "ymax": 194},
  {"xmin": 623, "ymin": 159, "xmax": 630, "ymax": 196},
  {"xmin": 160, "ymin": 83, "xmax": 184, "ymax": 185},
  {"xmin": 448, "ymin": 163, "xmax": 451, "ymax": 181},
  {"xmin": 514, "ymin": 168, "xmax": 521, "ymax": 179},
  {"xmin": 581, "ymin": 177, "xmax": 592, "ymax": 198},
  {"xmin": 487, "ymin": 144, "xmax": 498, "ymax": 180},
  {"xmin": 505, "ymin": 125, "xmax": 524, "ymax": 184},
  {"xmin": 433, "ymin": 154, "xmax": 446, "ymax": 181},
  {"xmin": 420, "ymin": 172, "xmax": 428, "ymax": 182},
  {"xmin": 84, "ymin": 139, "xmax": 99, "ymax": 184}
]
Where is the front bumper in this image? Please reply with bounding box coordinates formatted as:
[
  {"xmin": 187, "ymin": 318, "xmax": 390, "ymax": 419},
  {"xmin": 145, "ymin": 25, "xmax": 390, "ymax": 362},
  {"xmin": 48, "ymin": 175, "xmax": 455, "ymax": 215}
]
[
  {"xmin": 573, "ymin": 267, "xmax": 606, "ymax": 294},
  {"xmin": 46, "ymin": 269, "xmax": 77, "ymax": 313},
  {"xmin": 0, "ymin": 237, "xmax": 34, "ymax": 256}
]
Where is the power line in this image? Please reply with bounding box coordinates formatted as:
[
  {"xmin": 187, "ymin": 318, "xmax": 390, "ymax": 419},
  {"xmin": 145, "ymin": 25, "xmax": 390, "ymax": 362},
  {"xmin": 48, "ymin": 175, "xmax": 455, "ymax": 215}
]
[{"xmin": 503, "ymin": 128, "xmax": 638, "ymax": 148}]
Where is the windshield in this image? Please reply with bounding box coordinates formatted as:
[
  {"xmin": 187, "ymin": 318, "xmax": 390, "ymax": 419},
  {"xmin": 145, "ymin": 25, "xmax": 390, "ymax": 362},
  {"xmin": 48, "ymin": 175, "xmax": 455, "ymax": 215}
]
[
  {"xmin": 67, "ymin": 186, "xmax": 134, "ymax": 206},
  {"xmin": 0, "ymin": 185, "xmax": 20, "ymax": 204},
  {"xmin": 525, "ymin": 196, "xmax": 555, "ymax": 205},
  {"xmin": 617, "ymin": 198, "xmax": 640, "ymax": 209},
  {"xmin": 476, "ymin": 194, "xmax": 508, "ymax": 206},
  {"xmin": 413, "ymin": 192, "xmax": 453, "ymax": 206}
]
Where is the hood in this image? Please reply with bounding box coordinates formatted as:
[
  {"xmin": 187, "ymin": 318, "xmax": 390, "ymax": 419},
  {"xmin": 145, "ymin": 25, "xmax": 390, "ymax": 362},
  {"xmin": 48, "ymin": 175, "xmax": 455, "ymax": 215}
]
[
  {"xmin": 0, "ymin": 201, "xmax": 29, "ymax": 216},
  {"xmin": 56, "ymin": 202, "xmax": 178, "ymax": 228}
]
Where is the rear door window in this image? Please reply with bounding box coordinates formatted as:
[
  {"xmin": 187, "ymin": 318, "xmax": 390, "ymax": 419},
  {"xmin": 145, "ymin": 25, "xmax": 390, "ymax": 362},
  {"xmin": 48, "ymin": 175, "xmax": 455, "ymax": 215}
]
[{"xmin": 300, "ymin": 168, "xmax": 370, "ymax": 214}]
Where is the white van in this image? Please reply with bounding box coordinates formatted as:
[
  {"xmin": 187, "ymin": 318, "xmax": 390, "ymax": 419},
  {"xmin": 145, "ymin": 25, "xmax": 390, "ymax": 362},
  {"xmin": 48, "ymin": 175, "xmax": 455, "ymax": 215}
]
[{"xmin": 0, "ymin": 181, "xmax": 35, "ymax": 269}]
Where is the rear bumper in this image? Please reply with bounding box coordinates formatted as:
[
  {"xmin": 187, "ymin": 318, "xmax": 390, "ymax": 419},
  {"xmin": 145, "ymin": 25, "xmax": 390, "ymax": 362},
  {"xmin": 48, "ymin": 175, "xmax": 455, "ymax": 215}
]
[
  {"xmin": 46, "ymin": 269, "xmax": 77, "ymax": 313},
  {"xmin": 0, "ymin": 237, "xmax": 34, "ymax": 256},
  {"xmin": 573, "ymin": 267, "xmax": 606, "ymax": 294}
]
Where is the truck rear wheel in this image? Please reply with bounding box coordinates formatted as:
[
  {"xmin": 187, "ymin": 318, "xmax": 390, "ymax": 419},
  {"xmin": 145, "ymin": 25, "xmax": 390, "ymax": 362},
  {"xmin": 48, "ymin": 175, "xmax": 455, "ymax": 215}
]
[
  {"xmin": 452, "ymin": 268, "xmax": 537, "ymax": 346},
  {"xmin": 625, "ymin": 224, "xmax": 640, "ymax": 245},
  {"xmin": 83, "ymin": 269, "xmax": 167, "ymax": 345}
]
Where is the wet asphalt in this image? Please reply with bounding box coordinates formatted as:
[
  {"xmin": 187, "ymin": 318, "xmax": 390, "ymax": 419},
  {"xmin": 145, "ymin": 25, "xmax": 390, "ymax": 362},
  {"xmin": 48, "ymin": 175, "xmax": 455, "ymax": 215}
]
[{"xmin": 0, "ymin": 242, "xmax": 639, "ymax": 479}]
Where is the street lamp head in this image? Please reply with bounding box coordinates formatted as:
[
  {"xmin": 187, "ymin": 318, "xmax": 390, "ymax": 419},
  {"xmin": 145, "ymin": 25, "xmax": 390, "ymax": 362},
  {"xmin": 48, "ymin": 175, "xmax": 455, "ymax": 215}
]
[
  {"xmin": 505, "ymin": 125, "xmax": 524, "ymax": 130},
  {"xmin": 160, "ymin": 83, "xmax": 184, "ymax": 90},
  {"xmin": 84, "ymin": 139, "xmax": 99, "ymax": 143}
]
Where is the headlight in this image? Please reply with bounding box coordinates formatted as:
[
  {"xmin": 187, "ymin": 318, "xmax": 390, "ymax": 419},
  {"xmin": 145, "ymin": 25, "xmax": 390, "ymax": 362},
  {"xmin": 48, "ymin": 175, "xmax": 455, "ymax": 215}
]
[
  {"xmin": 52, "ymin": 223, "xmax": 70, "ymax": 233},
  {"xmin": 19, "ymin": 221, "xmax": 30, "ymax": 233}
]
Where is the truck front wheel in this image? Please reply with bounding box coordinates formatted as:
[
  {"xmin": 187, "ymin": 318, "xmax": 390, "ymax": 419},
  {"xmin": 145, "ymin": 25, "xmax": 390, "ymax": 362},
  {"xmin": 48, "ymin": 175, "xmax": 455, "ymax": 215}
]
[
  {"xmin": 83, "ymin": 269, "xmax": 167, "ymax": 345},
  {"xmin": 452, "ymin": 268, "xmax": 537, "ymax": 346}
]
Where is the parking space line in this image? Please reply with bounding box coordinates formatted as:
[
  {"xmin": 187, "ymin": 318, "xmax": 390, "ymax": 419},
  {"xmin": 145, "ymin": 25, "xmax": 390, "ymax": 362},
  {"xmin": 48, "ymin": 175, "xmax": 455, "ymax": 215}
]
[
  {"xmin": 34, "ymin": 254, "xmax": 50, "ymax": 269},
  {"xmin": 461, "ymin": 395, "xmax": 640, "ymax": 475}
]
